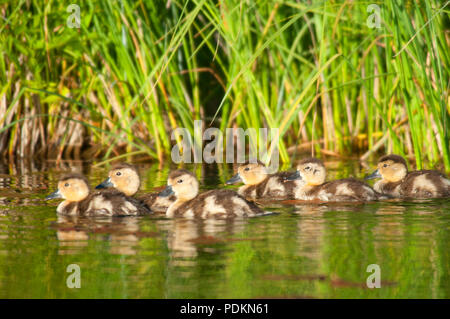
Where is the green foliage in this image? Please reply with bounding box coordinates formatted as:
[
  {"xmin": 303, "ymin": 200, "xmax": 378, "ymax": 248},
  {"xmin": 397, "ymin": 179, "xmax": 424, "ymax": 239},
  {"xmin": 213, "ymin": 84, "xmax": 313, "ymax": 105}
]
[{"xmin": 0, "ymin": 0, "xmax": 448, "ymax": 170}]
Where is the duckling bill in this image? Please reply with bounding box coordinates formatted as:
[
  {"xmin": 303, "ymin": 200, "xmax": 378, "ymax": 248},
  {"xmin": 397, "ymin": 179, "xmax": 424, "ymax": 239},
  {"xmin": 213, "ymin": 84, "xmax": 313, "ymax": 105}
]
[
  {"xmin": 285, "ymin": 157, "xmax": 380, "ymax": 202},
  {"xmin": 95, "ymin": 163, "xmax": 176, "ymax": 213},
  {"xmin": 46, "ymin": 173, "xmax": 152, "ymax": 216},
  {"xmin": 96, "ymin": 177, "xmax": 114, "ymax": 189},
  {"xmin": 226, "ymin": 173, "xmax": 243, "ymax": 185},
  {"xmin": 365, "ymin": 154, "xmax": 450, "ymax": 199},
  {"xmin": 161, "ymin": 169, "xmax": 270, "ymax": 218}
]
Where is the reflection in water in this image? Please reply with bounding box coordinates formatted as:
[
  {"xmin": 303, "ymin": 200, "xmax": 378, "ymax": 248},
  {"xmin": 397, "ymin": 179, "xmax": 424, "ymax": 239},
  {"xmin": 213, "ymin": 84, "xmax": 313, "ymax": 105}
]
[
  {"xmin": 372, "ymin": 204, "xmax": 406, "ymax": 266},
  {"xmin": 293, "ymin": 201, "xmax": 377, "ymax": 214},
  {"xmin": 295, "ymin": 207, "xmax": 325, "ymax": 261},
  {"xmin": 54, "ymin": 216, "xmax": 149, "ymax": 256},
  {"xmin": 375, "ymin": 203, "xmax": 405, "ymax": 215},
  {"xmin": 156, "ymin": 218, "xmax": 247, "ymax": 264},
  {"xmin": 0, "ymin": 159, "xmax": 449, "ymax": 298},
  {"xmin": 53, "ymin": 215, "xmax": 248, "ymax": 261}
]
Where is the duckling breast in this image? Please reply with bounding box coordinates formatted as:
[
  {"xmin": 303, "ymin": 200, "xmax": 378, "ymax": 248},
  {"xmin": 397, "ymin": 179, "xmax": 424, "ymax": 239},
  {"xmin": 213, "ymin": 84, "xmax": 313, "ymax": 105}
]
[
  {"xmin": 374, "ymin": 180, "xmax": 402, "ymax": 197},
  {"xmin": 293, "ymin": 184, "xmax": 322, "ymax": 201},
  {"xmin": 152, "ymin": 195, "xmax": 176, "ymax": 212},
  {"xmin": 57, "ymin": 201, "xmax": 79, "ymax": 216},
  {"xmin": 262, "ymin": 173, "xmax": 296, "ymax": 199},
  {"xmin": 262, "ymin": 175, "xmax": 285, "ymax": 195},
  {"xmin": 238, "ymin": 184, "xmax": 258, "ymax": 199}
]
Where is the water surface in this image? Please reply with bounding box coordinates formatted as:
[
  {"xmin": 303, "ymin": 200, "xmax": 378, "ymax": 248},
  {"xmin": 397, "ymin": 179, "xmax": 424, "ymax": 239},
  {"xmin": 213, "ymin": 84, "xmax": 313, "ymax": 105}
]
[{"xmin": 0, "ymin": 160, "xmax": 448, "ymax": 298}]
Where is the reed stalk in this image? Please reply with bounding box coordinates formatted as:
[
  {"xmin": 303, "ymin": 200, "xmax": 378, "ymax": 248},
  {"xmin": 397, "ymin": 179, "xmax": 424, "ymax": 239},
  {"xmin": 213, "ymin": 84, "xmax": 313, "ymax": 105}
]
[{"xmin": 0, "ymin": 0, "xmax": 448, "ymax": 171}]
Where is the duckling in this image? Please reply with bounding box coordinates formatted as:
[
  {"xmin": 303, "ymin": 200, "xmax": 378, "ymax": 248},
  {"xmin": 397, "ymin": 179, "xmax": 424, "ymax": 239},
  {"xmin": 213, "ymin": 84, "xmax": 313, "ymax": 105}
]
[
  {"xmin": 46, "ymin": 173, "xmax": 152, "ymax": 216},
  {"xmin": 95, "ymin": 163, "xmax": 176, "ymax": 213},
  {"xmin": 285, "ymin": 158, "xmax": 380, "ymax": 202},
  {"xmin": 365, "ymin": 154, "xmax": 450, "ymax": 198},
  {"xmin": 225, "ymin": 161, "xmax": 297, "ymax": 200},
  {"xmin": 159, "ymin": 169, "xmax": 269, "ymax": 218}
]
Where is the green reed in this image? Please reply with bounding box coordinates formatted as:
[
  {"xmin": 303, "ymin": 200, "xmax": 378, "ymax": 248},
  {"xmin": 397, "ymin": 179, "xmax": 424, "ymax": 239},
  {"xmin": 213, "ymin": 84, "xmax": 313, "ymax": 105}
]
[{"xmin": 0, "ymin": 0, "xmax": 449, "ymax": 170}]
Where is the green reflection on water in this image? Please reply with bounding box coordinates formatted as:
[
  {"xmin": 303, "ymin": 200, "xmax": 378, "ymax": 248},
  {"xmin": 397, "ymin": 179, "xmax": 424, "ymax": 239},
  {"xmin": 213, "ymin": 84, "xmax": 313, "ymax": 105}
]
[{"xmin": 0, "ymin": 161, "xmax": 448, "ymax": 298}]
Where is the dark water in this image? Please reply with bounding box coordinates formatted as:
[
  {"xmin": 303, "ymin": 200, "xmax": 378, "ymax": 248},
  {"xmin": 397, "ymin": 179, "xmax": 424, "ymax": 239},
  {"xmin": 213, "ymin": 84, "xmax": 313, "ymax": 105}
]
[{"xmin": 0, "ymin": 159, "xmax": 449, "ymax": 299}]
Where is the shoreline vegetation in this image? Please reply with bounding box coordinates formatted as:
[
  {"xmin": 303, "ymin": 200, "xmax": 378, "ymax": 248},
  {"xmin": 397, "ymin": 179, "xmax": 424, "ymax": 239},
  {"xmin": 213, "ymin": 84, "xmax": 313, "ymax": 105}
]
[{"xmin": 0, "ymin": 1, "xmax": 449, "ymax": 171}]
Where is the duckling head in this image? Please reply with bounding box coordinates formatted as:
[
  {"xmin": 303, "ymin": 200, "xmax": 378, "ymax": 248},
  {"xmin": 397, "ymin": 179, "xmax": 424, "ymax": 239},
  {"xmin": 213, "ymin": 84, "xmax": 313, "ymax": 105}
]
[
  {"xmin": 365, "ymin": 154, "xmax": 408, "ymax": 182},
  {"xmin": 226, "ymin": 160, "xmax": 268, "ymax": 185},
  {"xmin": 285, "ymin": 157, "xmax": 326, "ymax": 186},
  {"xmin": 95, "ymin": 163, "xmax": 140, "ymax": 196},
  {"xmin": 160, "ymin": 169, "xmax": 199, "ymax": 201},
  {"xmin": 46, "ymin": 173, "xmax": 90, "ymax": 202}
]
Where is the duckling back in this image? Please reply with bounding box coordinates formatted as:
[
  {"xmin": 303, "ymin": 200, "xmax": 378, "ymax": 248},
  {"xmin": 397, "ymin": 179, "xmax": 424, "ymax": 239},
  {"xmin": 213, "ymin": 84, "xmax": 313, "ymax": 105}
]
[
  {"xmin": 60, "ymin": 190, "xmax": 152, "ymax": 216},
  {"xmin": 168, "ymin": 189, "xmax": 266, "ymax": 218},
  {"xmin": 322, "ymin": 178, "xmax": 380, "ymax": 201},
  {"xmin": 398, "ymin": 170, "xmax": 450, "ymax": 198},
  {"xmin": 239, "ymin": 172, "xmax": 297, "ymax": 200},
  {"xmin": 296, "ymin": 178, "xmax": 380, "ymax": 202}
]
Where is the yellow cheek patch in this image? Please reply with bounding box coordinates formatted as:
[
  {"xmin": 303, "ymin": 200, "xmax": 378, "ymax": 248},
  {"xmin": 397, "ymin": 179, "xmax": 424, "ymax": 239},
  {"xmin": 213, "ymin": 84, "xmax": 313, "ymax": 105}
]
[
  {"xmin": 243, "ymin": 172, "xmax": 260, "ymax": 185},
  {"xmin": 302, "ymin": 168, "xmax": 326, "ymax": 186},
  {"xmin": 241, "ymin": 168, "xmax": 268, "ymax": 185},
  {"xmin": 113, "ymin": 178, "xmax": 128, "ymax": 192},
  {"xmin": 61, "ymin": 187, "xmax": 87, "ymax": 202},
  {"xmin": 379, "ymin": 162, "xmax": 406, "ymax": 182},
  {"xmin": 59, "ymin": 178, "xmax": 89, "ymax": 202}
]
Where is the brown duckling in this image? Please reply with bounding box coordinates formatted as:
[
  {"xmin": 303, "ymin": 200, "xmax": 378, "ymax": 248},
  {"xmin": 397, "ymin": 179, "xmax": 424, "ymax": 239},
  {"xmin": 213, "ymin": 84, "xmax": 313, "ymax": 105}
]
[
  {"xmin": 225, "ymin": 161, "xmax": 298, "ymax": 200},
  {"xmin": 95, "ymin": 163, "xmax": 176, "ymax": 212},
  {"xmin": 285, "ymin": 158, "xmax": 380, "ymax": 202},
  {"xmin": 46, "ymin": 173, "xmax": 152, "ymax": 216},
  {"xmin": 159, "ymin": 169, "xmax": 270, "ymax": 218},
  {"xmin": 365, "ymin": 154, "xmax": 450, "ymax": 199}
]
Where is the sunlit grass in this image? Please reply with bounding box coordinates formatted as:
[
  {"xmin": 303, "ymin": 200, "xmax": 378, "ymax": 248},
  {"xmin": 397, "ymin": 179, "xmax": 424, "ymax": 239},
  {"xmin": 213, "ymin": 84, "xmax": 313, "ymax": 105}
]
[{"xmin": 0, "ymin": 0, "xmax": 448, "ymax": 170}]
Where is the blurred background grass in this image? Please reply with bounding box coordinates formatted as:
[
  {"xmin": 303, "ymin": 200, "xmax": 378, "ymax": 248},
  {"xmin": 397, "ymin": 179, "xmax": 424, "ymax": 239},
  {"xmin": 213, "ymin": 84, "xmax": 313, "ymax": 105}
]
[{"xmin": 0, "ymin": 0, "xmax": 449, "ymax": 170}]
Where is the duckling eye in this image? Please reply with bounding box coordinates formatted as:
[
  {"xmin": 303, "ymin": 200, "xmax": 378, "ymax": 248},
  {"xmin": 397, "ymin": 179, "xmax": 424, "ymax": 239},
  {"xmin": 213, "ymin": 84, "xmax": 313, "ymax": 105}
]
[
  {"xmin": 64, "ymin": 183, "xmax": 69, "ymax": 187},
  {"xmin": 116, "ymin": 172, "xmax": 122, "ymax": 176},
  {"xmin": 383, "ymin": 164, "xmax": 388, "ymax": 168},
  {"xmin": 305, "ymin": 166, "xmax": 310, "ymax": 171},
  {"xmin": 244, "ymin": 167, "xmax": 250, "ymax": 171},
  {"xmin": 177, "ymin": 179, "xmax": 183, "ymax": 184}
]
